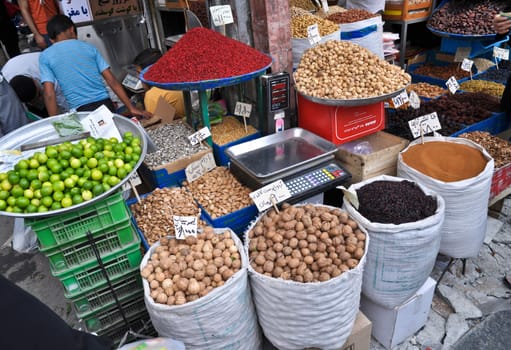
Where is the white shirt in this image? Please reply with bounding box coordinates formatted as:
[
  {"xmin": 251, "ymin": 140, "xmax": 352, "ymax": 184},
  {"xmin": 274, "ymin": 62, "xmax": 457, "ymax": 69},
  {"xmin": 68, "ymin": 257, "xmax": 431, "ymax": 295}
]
[
  {"xmin": 1, "ymin": 52, "xmax": 69, "ymax": 113},
  {"xmin": 338, "ymin": 0, "xmax": 385, "ymax": 13}
]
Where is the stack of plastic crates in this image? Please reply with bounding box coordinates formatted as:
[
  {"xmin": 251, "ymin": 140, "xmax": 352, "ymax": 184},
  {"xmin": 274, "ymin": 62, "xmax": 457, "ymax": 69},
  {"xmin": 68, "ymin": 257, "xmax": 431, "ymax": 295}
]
[{"xmin": 26, "ymin": 192, "xmax": 156, "ymax": 345}]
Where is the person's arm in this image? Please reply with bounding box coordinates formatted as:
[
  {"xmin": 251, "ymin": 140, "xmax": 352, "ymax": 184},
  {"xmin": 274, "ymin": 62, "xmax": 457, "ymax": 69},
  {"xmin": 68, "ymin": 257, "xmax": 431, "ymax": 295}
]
[
  {"xmin": 18, "ymin": 0, "xmax": 47, "ymax": 49},
  {"xmin": 43, "ymin": 81, "xmax": 59, "ymax": 116},
  {"xmin": 101, "ymin": 68, "xmax": 152, "ymax": 119}
]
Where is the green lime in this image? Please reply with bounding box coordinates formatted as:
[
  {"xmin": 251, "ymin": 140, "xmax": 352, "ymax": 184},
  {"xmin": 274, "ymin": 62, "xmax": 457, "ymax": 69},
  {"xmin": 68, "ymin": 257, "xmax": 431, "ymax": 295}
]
[
  {"xmin": 38, "ymin": 206, "xmax": 49, "ymax": 213},
  {"xmin": 53, "ymin": 191, "xmax": 64, "ymax": 202},
  {"xmin": 7, "ymin": 171, "xmax": 20, "ymax": 185},
  {"xmin": 132, "ymin": 145, "xmax": 142, "ymax": 155},
  {"xmin": 49, "ymin": 163, "xmax": 63, "ymax": 174},
  {"xmin": 45, "ymin": 146, "xmax": 58, "ymax": 159},
  {"xmin": 83, "ymin": 148, "xmax": 94, "ymax": 159},
  {"xmin": 30, "ymin": 179, "xmax": 42, "ymax": 190},
  {"xmin": 18, "ymin": 168, "xmax": 28, "ymax": 179},
  {"xmin": 0, "ymin": 190, "xmax": 9, "ymax": 200},
  {"xmin": 60, "ymin": 150, "xmax": 71, "ymax": 160},
  {"xmin": 52, "ymin": 181, "xmax": 65, "ymax": 193},
  {"xmin": 18, "ymin": 178, "xmax": 29, "ymax": 189},
  {"xmin": 98, "ymin": 163, "xmax": 109, "ymax": 174},
  {"xmin": 114, "ymin": 159, "xmax": 124, "ymax": 168},
  {"xmin": 79, "ymin": 156, "xmax": 88, "ymax": 166},
  {"xmin": 82, "ymin": 169, "xmax": 91, "ymax": 179},
  {"xmin": 70, "ymin": 187, "xmax": 81, "ymax": 196},
  {"xmin": 75, "ymin": 168, "xmax": 85, "ymax": 177},
  {"xmin": 11, "ymin": 185, "xmax": 24, "ymax": 198},
  {"xmin": 123, "ymin": 131, "xmax": 133, "ymax": 138},
  {"xmin": 0, "ymin": 199, "xmax": 6, "ymax": 211},
  {"xmin": 7, "ymin": 196, "xmax": 16, "ymax": 207},
  {"xmin": 108, "ymin": 176, "xmax": 120, "ymax": 187},
  {"xmin": 15, "ymin": 196, "xmax": 30, "ymax": 209},
  {"xmin": 1, "ymin": 179, "xmax": 12, "ymax": 192},
  {"xmin": 102, "ymin": 183, "xmax": 111, "ymax": 192},
  {"xmin": 26, "ymin": 169, "xmax": 38, "ymax": 181},
  {"xmin": 12, "ymin": 206, "xmax": 23, "ymax": 213},
  {"xmin": 92, "ymin": 184, "xmax": 104, "ymax": 196},
  {"xmin": 117, "ymin": 168, "xmax": 127, "ymax": 179},
  {"xmin": 17, "ymin": 159, "xmax": 29, "ymax": 170},
  {"xmin": 91, "ymin": 169, "xmax": 103, "ymax": 181},
  {"xmin": 0, "ymin": 173, "xmax": 6, "ymax": 181},
  {"xmin": 124, "ymin": 154, "xmax": 132, "ymax": 163},
  {"xmin": 70, "ymin": 158, "xmax": 81, "ymax": 169},
  {"xmin": 82, "ymin": 180, "xmax": 93, "ymax": 191},
  {"xmin": 49, "ymin": 174, "xmax": 61, "ymax": 183},
  {"xmin": 38, "ymin": 171, "xmax": 50, "ymax": 182},
  {"xmin": 108, "ymin": 167, "xmax": 117, "ymax": 176},
  {"xmin": 23, "ymin": 189, "xmax": 34, "ymax": 199},
  {"xmin": 50, "ymin": 202, "xmax": 62, "ymax": 210},
  {"xmin": 28, "ymin": 158, "xmax": 39, "ymax": 169},
  {"xmin": 61, "ymin": 197, "xmax": 73, "ymax": 208},
  {"xmin": 26, "ymin": 204, "xmax": 38, "ymax": 213},
  {"xmin": 64, "ymin": 177, "xmax": 76, "ymax": 189},
  {"xmin": 31, "ymin": 198, "xmax": 40, "ymax": 207},
  {"xmin": 87, "ymin": 158, "xmax": 98, "ymax": 169},
  {"xmin": 72, "ymin": 194, "xmax": 83, "ymax": 204},
  {"xmin": 36, "ymin": 152, "xmax": 48, "ymax": 164},
  {"xmin": 81, "ymin": 190, "xmax": 93, "ymax": 201},
  {"xmin": 33, "ymin": 189, "xmax": 42, "ymax": 199},
  {"xmin": 71, "ymin": 146, "xmax": 83, "ymax": 158},
  {"xmin": 94, "ymin": 152, "xmax": 105, "ymax": 160},
  {"xmin": 123, "ymin": 163, "xmax": 133, "ymax": 173},
  {"xmin": 59, "ymin": 159, "xmax": 70, "ymax": 169}
]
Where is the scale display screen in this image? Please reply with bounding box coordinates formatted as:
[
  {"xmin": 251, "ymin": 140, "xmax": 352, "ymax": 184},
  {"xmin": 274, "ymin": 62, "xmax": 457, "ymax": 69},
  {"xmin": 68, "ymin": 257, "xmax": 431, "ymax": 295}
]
[{"xmin": 263, "ymin": 72, "xmax": 290, "ymax": 112}]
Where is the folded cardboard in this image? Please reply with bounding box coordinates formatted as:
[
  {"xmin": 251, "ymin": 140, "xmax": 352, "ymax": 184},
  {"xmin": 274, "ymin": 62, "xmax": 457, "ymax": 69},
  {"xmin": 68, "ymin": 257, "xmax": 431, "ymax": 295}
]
[{"xmin": 360, "ymin": 277, "xmax": 436, "ymax": 349}]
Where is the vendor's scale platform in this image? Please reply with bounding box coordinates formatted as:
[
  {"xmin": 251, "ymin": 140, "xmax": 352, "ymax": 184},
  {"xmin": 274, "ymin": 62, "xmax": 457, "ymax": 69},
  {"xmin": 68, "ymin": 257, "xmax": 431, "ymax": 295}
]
[{"xmin": 226, "ymin": 128, "xmax": 351, "ymax": 205}]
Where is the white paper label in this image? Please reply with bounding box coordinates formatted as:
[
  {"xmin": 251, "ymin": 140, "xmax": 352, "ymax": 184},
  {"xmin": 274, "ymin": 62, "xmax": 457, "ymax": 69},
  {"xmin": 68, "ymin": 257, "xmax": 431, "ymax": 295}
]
[
  {"xmin": 274, "ymin": 111, "xmax": 285, "ymax": 120},
  {"xmin": 81, "ymin": 105, "xmax": 122, "ymax": 140},
  {"xmin": 249, "ymin": 180, "xmax": 291, "ymax": 212},
  {"xmin": 121, "ymin": 172, "xmax": 142, "ymax": 193},
  {"xmin": 461, "ymin": 58, "xmax": 474, "ymax": 72},
  {"xmin": 408, "ymin": 112, "xmax": 442, "ymax": 138},
  {"xmin": 173, "ymin": 216, "xmax": 198, "ymax": 239},
  {"xmin": 188, "ymin": 126, "xmax": 211, "ymax": 146},
  {"xmin": 185, "ymin": 152, "xmax": 216, "ymax": 182},
  {"xmin": 454, "ymin": 47, "xmax": 471, "ymax": 62},
  {"xmin": 210, "ymin": 5, "xmax": 234, "ymax": 26},
  {"xmin": 307, "ymin": 24, "xmax": 321, "ymax": 45},
  {"xmin": 321, "ymin": 0, "xmax": 329, "ymax": 13},
  {"xmin": 391, "ymin": 90, "xmax": 409, "ymax": 108},
  {"xmin": 234, "ymin": 102, "xmax": 252, "ymax": 118},
  {"xmin": 409, "ymin": 90, "xmax": 421, "ymax": 109},
  {"xmin": 446, "ymin": 76, "xmax": 460, "ymax": 94},
  {"xmin": 60, "ymin": 0, "xmax": 92, "ymax": 24},
  {"xmin": 494, "ymin": 47, "xmax": 510, "ymax": 60}
]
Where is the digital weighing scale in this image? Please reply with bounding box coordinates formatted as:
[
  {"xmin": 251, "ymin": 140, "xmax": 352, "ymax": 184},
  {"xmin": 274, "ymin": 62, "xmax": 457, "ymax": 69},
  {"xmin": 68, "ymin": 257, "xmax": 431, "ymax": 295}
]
[{"xmin": 226, "ymin": 128, "xmax": 351, "ymax": 204}]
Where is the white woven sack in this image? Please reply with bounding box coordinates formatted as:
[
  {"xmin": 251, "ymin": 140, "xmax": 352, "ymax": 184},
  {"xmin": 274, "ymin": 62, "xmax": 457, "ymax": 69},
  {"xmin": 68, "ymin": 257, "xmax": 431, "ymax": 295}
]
[
  {"xmin": 343, "ymin": 175, "xmax": 445, "ymax": 308},
  {"xmin": 244, "ymin": 204, "xmax": 369, "ymax": 350},
  {"xmin": 292, "ymin": 31, "xmax": 340, "ymax": 69},
  {"xmin": 397, "ymin": 136, "xmax": 494, "ymax": 258},
  {"xmin": 340, "ymin": 16, "xmax": 384, "ymax": 58},
  {"xmin": 141, "ymin": 229, "xmax": 261, "ymax": 350}
]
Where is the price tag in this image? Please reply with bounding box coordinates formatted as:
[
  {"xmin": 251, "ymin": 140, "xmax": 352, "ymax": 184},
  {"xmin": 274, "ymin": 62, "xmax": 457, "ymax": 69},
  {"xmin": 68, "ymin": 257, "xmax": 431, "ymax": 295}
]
[
  {"xmin": 454, "ymin": 47, "xmax": 471, "ymax": 62},
  {"xmin": 249, "ymin": 180, "xmax": 291, "ymax": 212},
  {"xmin": 408, "ymin": 112, "xmax": 442, "ymax": 138},
  {"xmin": 338, "ymin": 186, "xmax": 359, "ymax": 210},
  {"xmin": 81, "ymin": 105, "xmax": 122, "ymax": 140},
  {"xmin": 461, "ymin": 58, "xmax": 474, "ymax": 72},
  {"xmin": 494, "ymin": 47, "xmax": 510, "ymax": 60},
  {"xmin": 409, "ymin": 90, "xmax": 421, "ymax": 109},
  {"xmin": 210, "ymin": 5, "xmax": 234, "ymax": 26},
  {"xmin": 234, "ymin": 102, "xmax": 252, "ymax": 118},
  {"xmin": 185, "ymin": 152, "xmax": 216, "ymax": 183},
  {"xmin": 173, "ymin": 216, "xmax": 198, "ymax": 240},
  {"xmin": 445, "ymin": 76, "xmax": 460, "ymax": 94},
  {"xmin": 391, "ymin": 90, "xmax": 409, "ymax": 108},
  {"xmin": 188, "ymin": 126, "xmax": 211, "ymax": 146},
  {"xmin": 307, "ymin": 24, "xmax": 321, "ymax": 45},
  {"xmin": 121, "ymin": 172, "xmax": 142, "ymax": 193},
  {"xmin": 321, "ymin": 0, "xmax": 329, "ymax": 13}
]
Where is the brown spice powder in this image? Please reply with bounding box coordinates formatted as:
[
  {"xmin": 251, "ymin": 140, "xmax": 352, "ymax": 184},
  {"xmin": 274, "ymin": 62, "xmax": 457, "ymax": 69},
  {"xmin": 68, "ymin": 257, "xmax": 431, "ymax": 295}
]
[{"xmin": 402, "ymin": 141, "xmax": 487, "ymax": 182}]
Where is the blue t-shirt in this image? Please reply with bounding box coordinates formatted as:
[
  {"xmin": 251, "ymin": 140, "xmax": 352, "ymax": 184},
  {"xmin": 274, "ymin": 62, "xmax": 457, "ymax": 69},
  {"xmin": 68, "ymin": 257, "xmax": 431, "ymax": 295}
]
[{"xmin": 39, "ymin": 39, "xmax": 110, "ymax": 110}]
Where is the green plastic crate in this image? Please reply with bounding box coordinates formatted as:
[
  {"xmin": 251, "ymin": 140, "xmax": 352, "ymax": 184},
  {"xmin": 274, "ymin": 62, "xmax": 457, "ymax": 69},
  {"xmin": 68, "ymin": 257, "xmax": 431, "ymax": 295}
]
[
  {"xmin": 57, "ymin": 244, "xmax": 142, "ymax": 297},
  {"xmin": 42, "ymin": 220, "xmax": 138, "ymax": 275},
  {"xmin": 83, "ymin": 294, "xmax": 148, "ymax": 333},
  {"xmin": 26, "ymin": 192, "xmax": 130, "ymax": 249},
  {"xmin": 70, "ymin": 270, "xmax": 143, "ymax": 316}
]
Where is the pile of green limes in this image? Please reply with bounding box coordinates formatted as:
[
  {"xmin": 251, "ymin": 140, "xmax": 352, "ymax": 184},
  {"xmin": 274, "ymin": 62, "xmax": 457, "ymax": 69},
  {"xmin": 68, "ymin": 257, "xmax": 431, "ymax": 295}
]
[{"xmin": 0, "ymin": 132, "xmax": 142, "ymax": 213}]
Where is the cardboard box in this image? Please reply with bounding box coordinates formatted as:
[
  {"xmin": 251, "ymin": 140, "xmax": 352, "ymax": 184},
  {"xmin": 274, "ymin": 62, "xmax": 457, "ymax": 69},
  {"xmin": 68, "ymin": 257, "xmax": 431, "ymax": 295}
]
[
  {"xmin": 383, "ymin": 0, "xmax": 433, "ymax": 21},
  {"xmin": 360, "ymin": 277, "xmax": 437, "ymax": 350},
  {"xmin": 297, "ymin": 94, "xmax": 385, "ymax": 145},
  {"xmin": 335, "ymin": 131, "xmax": 409, "ymax": 183},
  {"xmin": 340, "ymin": 311, "xmax": 372, "ymax": 350}
]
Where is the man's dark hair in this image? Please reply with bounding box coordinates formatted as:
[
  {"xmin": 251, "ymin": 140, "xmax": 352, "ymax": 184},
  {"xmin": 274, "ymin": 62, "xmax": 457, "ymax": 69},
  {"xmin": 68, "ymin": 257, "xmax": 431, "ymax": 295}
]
[
  {"xmin": 9, "ymin": 75, "xmax": 37, "ymax": 102},
  {"xmin": 46, "ymin": 15, "xmax": 76, "ymax": 40},
  {"xmin": 133, "ymin": 48, "xmax": 163, "ymax": 70}
]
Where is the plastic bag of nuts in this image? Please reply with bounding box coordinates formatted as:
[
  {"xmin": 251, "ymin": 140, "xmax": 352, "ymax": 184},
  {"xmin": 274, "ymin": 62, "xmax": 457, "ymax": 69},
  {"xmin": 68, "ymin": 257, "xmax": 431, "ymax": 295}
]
[
  {"xmin": 141, "ymin": 227, "xmax": 261, "ymax": 349},
  {"xmin": 244, "ymin": 203, "xmax": 368, "ymax": 349}
]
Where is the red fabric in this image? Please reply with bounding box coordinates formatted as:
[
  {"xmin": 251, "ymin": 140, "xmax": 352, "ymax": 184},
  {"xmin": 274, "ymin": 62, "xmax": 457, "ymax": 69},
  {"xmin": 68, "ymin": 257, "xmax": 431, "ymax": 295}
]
[{"xmin": 4, "ymin": 0, "xmax": 19, "ymax": 18}]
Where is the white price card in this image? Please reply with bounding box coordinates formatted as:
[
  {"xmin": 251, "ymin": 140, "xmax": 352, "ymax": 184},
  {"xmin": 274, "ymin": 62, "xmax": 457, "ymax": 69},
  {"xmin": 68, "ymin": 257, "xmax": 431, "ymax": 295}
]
[
  {"xmin": 454, "ymin": 47, "xmax": 471, "ymax": 62},
  {"xmin": 408, "ymin": 112, "xmax": 442, "ymax": 138},
  {"xmin": 446, "ymin": 76, "xmax": 460, "ymax": 94},
  {"xmin": 210, "ymin": 5, "xmax": 234, "ymax": 26},
  {"xmin": 249, "ymin": 180, "xmax": 291, "ymax": 212},
  {"xmin": 409, "ymin": 90, "xmax": 421, "ymax": 109},
  {"xmin": 338, "ymin": 186, "xmax": 359, "ymax": 210},
  {"xmin": 307, "ymin": 24, "xmax": 321, "ymax": 45},
  {"xmin": 188, "ymin": 126, "xmax": 211, "ymax": 146},
  {"xmin": 81, "ymin": 105, "xmax": 122, "ymax": 140},
  {"xmin": 391, "ymin": 90, "xmax": 409, "ymax": 108},
  {"xmin": 173, "ymin": 216, "xmax": 198, "ymax": 239},
  {"xmin": 461, "ymin": 58, "xmax": 474, "ymax": 72},
  {"xmin": 494, "ymin": 47, "xmax": 510, "ymax": 60},
  {"xmin": 185, "ymin": 152, "xmax": 216, "ymax": 183},
  {"xmin": 321, "ymin": 0, "xmax": 329, "ymax": 13},
  {"xmin": 121, "ymin": 172, "xmax": 142, "ymax": 193},
  {"xmin": 234, "ymin": 102, "xmax": 252, "ymax": 118}
]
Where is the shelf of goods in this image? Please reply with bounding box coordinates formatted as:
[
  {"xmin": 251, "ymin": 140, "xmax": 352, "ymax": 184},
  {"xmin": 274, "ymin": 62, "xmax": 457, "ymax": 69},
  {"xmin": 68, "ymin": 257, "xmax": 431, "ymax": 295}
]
[
  {"xmin": 383, "ymin": 0, "xmax": 434, "ymax": 21},
  {"xmin": 140, "ymin": 28, "xmax": 272, "ymax": 147}
]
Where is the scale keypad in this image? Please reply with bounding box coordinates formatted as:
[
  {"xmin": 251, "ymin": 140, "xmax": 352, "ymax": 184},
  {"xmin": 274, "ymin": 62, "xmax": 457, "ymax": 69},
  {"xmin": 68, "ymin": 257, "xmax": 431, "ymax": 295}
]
[{"xmin": 284, "ymin": 163, "xmax": 346, "ymax": 196}]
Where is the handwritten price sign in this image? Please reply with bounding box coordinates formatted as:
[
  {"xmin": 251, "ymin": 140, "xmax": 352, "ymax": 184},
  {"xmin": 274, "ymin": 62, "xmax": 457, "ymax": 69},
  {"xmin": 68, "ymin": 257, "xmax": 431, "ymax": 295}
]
[
  {"xmin": 188, "ymin": 127, "xmax": 211, "ymax": 146},
  {"xmin": 408, "ymin": 112, "xmax": 441, "ymax": 138},
  {"xmin": 391, "ymin": 90, "xmax": 409, "ymax": 108},
  {"xmin": 307, "ymin": 24, "xmax": 321, "ymax": 45},
  {"xmin": 249, "ymin": 180, "xmax": 291, "ymax": 212},
  {"xmin": 173, "ymin": 216, "xmax": 198, "ymax": 239},
  {"xmin": 210, "ymin": 5, "xmax": 234, "ymax": 26},
  {"xmin": 185, "ymin": 152, "xmax": 216, "ymax": 183}
]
